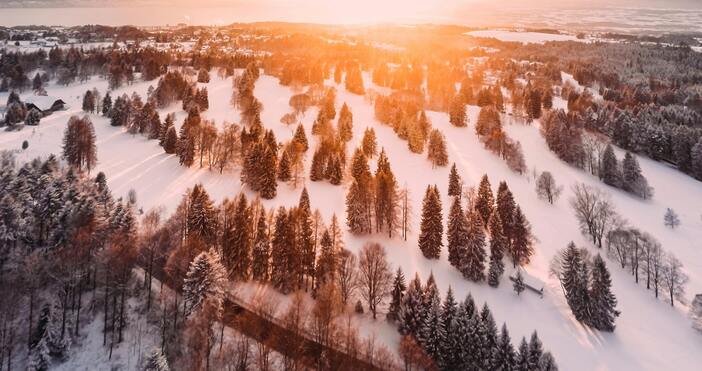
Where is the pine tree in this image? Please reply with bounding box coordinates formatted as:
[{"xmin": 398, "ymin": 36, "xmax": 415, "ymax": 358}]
[
  {"xmin": 222, "ymin": 194, "xmax": 251, "ymax": 280},
  {"xmin": 182, "ymin": 249, "xmax": 226, "ymax": 316},
  {"xmin": 448, "ymin": 163, "xmax": 462, "ymax": 197},
  {"xmin": 439, "ymin": 287, "xmax": 459, "ymax": 370},
  {"xmin": 601, "ymin": 144, "xmax": 620, "ymax": 187},
  {"xmin": 144, "ymin": 348, "xmax": 170, "ymax": 371},
  {"xmin": 310, "ymin": 147, "xmax": 327, "ymax": 181},
  {"xmin": 562, "ymin": 242, "xmax": 590, "ymax": 322},
  {"xmin": 327, "ymin": 156, "xmax": 343, "ymax": 185},
  {"xmin": 479, "ymin": 304, "xmax": 499, "ymax": 370},
  {"xmin": 374, "ymin": 149, "xmax": 399, "ymax": 237},
  {"xmin": 177, "ymin": 127, "xmax": 196, "ymax": 167},
  {"xmin": 539, "ymin": 352, "xmax": 559, "ymax": 371},
  {"xmin": 588, "ymin": 254, "xmax": 619, "ymax": 331},
  {"xmin": 259, "ymin": 146, "xmax": 278, "ymax": 199},
  {"xmin": 398, "ymin": 274, "xmax": 424, "ymax": 337},
  {"xmin": 251, "ymin": 213, "xmax": 270, "ymax": 282},
  {"xmin": 297, "ymin": 188, "xmax": 315, "ymax": 288},
  {"xmin": 314, "ymin": 229, "xmax": 336, "ymax": 292},
  {"xmin": 277, "ymin": 150, "xmax": 291, "ymax": 181},
  {"xmin": 338, "ymin": 103, "xmax": 354, "ymax": 142},
  {"xmin": 271, "ymin": 207, "xmax": 293, "ymax": 293},
  {"xmin": 527, "ymin": 331, "xmax": 544, "ymax": 370},
  {"xmin": 418, "ymin": 185, "xmax": 443, "ymax": 259},
  {"xmin": 622, "ymin": 151, "xmax": 652, "ymax": 198},
  {"xmin": 493, "ymin": 323, "xmax": 516, "ymax": 371},
  {"xmin": 462, "ymin": 209, "xmax": 487, "ymax": 282},
  {"xmin": 487, "ymin": 212, "xmax": 507, "ymax": 287},
  {"xmin": 102, "ymin": 93, "xmax": 112, "ymax": 116},
  {"xmin": 475, "ymin": 175, "xmax": 495, "ymax": 226},
  {"xmin": 387, "ymin": 267, "xmax": 407, "ymax": 322},
  {"xmin": 427, "ymin": 129, "xmax": 449, "ymax": 167},
  {"xmin": 163, "ymin": 126, "xmax": 178, "ymax": 154},
  {"xmin": 419, "ymin": 286, "xmax": 444, "ymax": 365},
  {"xmin": 496, "ymin": 181, "xmax": 516, "ymax": 248},
  {"xmin": 362, "ymin": 127, "xmax": 378, "ymax": 158},
  {"xmin": 292, "ymin": 124, "xmax": 309, "ymax": 152},
  {"xmin": 449, "ymin": 94, "xmax": 467, "ymax": 127},
  {"xmin": 515, "ymin": 337, "xmax": 530, "ymax": 371},
  {"xmin": 447, "ymin": 196, "xmax": 468, "ymax": 269},
  {"xmin": 510, "ymin": 206, "xmax": 534, "ymax": 268}
]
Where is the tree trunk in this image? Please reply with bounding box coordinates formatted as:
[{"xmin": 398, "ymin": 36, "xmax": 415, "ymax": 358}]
[
  {"xmin": 75, "ymin": 278, "xmax": 83, "ymax": 336},
  {"xmin": 27, "ymin": 289, "xmax": 34, "ymax": 350}
]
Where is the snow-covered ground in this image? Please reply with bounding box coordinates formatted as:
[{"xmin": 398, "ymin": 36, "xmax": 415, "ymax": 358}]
[
  {"xmin": 2, "ymin": 69, "xmax": 702, "ymax": 370},
  {"xmin": 465, "ymin": 30, "xmax": 583, "ymax": 44}
]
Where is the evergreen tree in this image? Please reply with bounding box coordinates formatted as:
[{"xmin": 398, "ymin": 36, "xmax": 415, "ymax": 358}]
[
  {"xmin": 449, "ymin": 94, "xmax": 467, "ymax": 127},
  {"xmin": 418, "ymin": 185, "xmax": 443, "ymax": 259},
  {"xmin": 315, "ymin": 229, "xmax": 336, "ymax": 291},
  {"xmin": 143, "ymin": 348, "xmax": 170, "ymax": 371},
  {"xmin": 338, "ymin": 103, "xmax": 354, "ymax": 142},
  {"xmin": 102, "ymin": 93, "xmax": 112, "ymax": 116},
  {"xmin": 589, "ymin": 254, "xmax": 619, "ymax": 331},
  {"xmin": 515, "ymin": 337, "xmax": 530, "ymax": 371},
  {"xmin": 447, "ymin": 196, "xmax": 468, "ymax": 269},
  {"xmin": 439, "ymin": 287, "xmax": 459, "ymax": 370},
  {"xmin": 487, "ymin": 212, "xmax": 507, "ymax": 287},
  {"xmin": 277, "ymin": 149, "xmax": 291, "ymax": 181},
  {"xmin": 163, "ymin": 126, "xmax": 178, "ymax": 154},
  {"xmin": 259, "ymin": 146, "xmax": 278, "ymax": 199},
  {"xmin": 562, "ymin": 242, "xmax": 590, "ymax": 322},
  {"xmin": 475, "ymin": 175, "xmax": 495, "ymax": 226},
  {"xmin": 527, "ymin": 331, "xmax": 544, "ymax": 370},
  {"xmin": 539, "ymin": 352, "xmax": 559, "ymax": 371},
  {"xmin": 387, "ymin": 267, "xmax": 407, "ymax": 322},
  {"xmin": 601, "ymin": 144, "xmax": 620, "ymax": 187},
  {"xmin": 462, "ymin": 209, "xmax": 487, "ymax": 282},
  {"xmin": 326, "ymin": 156, "xmax": 343, "ymax": 185},
  {"xmin": 427, "ymin": 129, "xmax": 449, "ymax": 167},
  {"xmin": 297, "ymin": 188, "xmax": 315, "ymax": 288},
  {"xmin": 271, "ymin": 207, "xmax": 293, "ymax": 293},
  {"xmin": 622, "ymin": 152, "xmax": 652, "ymax": 199},
  {"xmin": 222, "ymin": 194, "xmax": 251, "ymax": 280},
  {"xmin": 510, "ymin": 206, "xmax": 534, "ymax": 268},
  {"xmin": 493, "ymin": 323, "xmax": 516, "ymax": 371},
  {"xmin": 448, "ymin": 163, "xmax": 462, "ymax": 197},
  {"xmin": 374, "ymin": 149, "xmax": 399, "ymax": 237},
  {"xmin": 419, "ymin": 285, "xmax": 444, "ymax": 365},
  {"xmin": 292, "ymin": 124, "xmax": 308, "ymax": 152},
  {"xmin": 398, "ymin": 274, "xmax": 424, "ymax": 337},
  {"xmin": 182, "ymin": 249, "xmax": 226, "ymax": 316},
  {"xmin": 496, "ymin": 181, "xmax": 516, "ymax": 248},
  {"xmin": 362, "ymin": 127, "xmax": 378, "ymax": 158},
  {"xmin": 310, "ymin": 147, "xmax": 327, "ymax": 181},
  {"xmin": 177, "ymin": 127, "xmax": 195, "ymax": 167},
  {"xmin": 251, "ymin": 213, "xmax": 270, "ymax": 282}
]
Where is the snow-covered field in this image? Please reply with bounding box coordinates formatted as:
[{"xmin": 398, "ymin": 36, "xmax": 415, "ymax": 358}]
[
  {"xmin": 465, "ymin": 30, "xmax": 583, "ymax": 44},
  {"xmin": 2, "ymin": 69, "xmax": 702, "ymax": 370}
]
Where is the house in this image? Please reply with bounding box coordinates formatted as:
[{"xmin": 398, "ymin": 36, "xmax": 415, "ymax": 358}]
[{"xmin": 24, "ymin": 96, "xmax": 67, "ymax": 117}]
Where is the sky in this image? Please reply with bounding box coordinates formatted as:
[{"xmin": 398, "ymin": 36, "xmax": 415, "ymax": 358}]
[{"xmin": 1, "ymin": 0, "xmax": 701, "ymax": 27}]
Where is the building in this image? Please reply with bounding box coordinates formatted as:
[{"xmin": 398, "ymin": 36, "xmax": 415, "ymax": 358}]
[{"xmin": 24, "ymin": 96, "xmax": 67, "ymax": 117}]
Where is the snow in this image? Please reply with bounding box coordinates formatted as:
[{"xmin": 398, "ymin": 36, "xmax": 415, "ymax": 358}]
[
  {"xmin": 465, "ymin": 30, "xmax": 583, "ymax": 44},
  {"xmin": 3, "ymin": 68, "xmax": 702, "ymax": 370}
]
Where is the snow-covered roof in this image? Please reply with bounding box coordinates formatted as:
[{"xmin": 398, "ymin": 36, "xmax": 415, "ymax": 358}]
[{"xmin": 24, "ymin": 95, "xmax": 64, "ymax": 111}]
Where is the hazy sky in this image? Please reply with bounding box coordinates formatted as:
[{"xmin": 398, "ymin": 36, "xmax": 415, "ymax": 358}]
[{"xmin": 1, "ymin": 0, "xmax": 701, "ymax": 27}]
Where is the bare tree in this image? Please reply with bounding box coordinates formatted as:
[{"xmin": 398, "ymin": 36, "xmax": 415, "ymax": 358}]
[
  {"xmin": 661, "ymin": 253, "xmax": 689, "ymax": 307},
  {"xmin": 310, "ymin": 281, "xmax": 342, "ymax": 348},
  {"xmin": 535, "ymin": 171, "xmax": 563, "ymax": 204},
  {"xmin": 664, "ymin": 208, "xmax": 680, "ymax": 229},
  {"xmin": 336, "ymin": 249, "xmax": 358, "ymax": 307},
  {"xmin": 357, "ymin": 243, "xmax": 393, "ymax": 319},
  {"xmin": 570, "ymin": 183, "xmax": 620, "ymax": 248}
]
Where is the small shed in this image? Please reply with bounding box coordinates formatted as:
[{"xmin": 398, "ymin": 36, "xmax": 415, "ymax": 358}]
[
  {"xmin": 24, "ymin": 96, "xmax": 66, "ymax": 117},
  {"xmin": 509, "ymin": 269, "xmax": 545, "ymax": 298}
]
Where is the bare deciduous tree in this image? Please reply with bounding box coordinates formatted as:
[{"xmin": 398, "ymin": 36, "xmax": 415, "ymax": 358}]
[
  {"xmin": 570, "ymin": 183, "xmax": 621, "ymax": 248},
  {"xmin": 536, "ymin": 171, "xmax": 563, "ymax": 204},
  {"xmin": 336, "ymin": 249, "xmax": 358, "ymax": 307},
  {"xmin": 661, "ymin": 253, "xmax": 689, "ymax": 307},
  {"xmin": 357, "ymin": 243, "xmax": 393, "ymax": 319}
]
